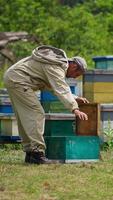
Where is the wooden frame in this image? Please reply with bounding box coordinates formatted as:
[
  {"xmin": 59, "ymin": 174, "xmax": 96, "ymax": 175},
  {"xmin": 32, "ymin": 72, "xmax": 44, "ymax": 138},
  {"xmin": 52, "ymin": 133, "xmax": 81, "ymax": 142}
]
[{"xmin": 76, "ymin": 103, "xmax": 100, "ymax": 136}]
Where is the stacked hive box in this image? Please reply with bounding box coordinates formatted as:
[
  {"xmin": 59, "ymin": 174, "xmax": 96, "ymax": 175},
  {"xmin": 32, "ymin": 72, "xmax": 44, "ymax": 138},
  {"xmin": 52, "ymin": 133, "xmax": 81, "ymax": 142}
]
[
  {"xmin": 41, "ymin": 76, "xmax": 100, "ymax": 162},
  {"xmin": 0, "ymin": 114, "xmax": 18, "ymax": 136},
  {"xmin": 0, "ymin": 89, "xmax": 13, "ymax": 113},
  {"xmin": 0, "ymin": 88, "xmax": 45, "ymax": 143},
  {"xmin": 0, "ymin": 89, "xmax": 41, "ymax": 142},
  {"xmin": 44, "ymin": 110, "xmax": 100, "ymax": 162},
  {"xmin": 93, "ymin": 56, "xmax": 113, "ymax": 70},
  {"xmin": 41, "ymin": 77, "xmax": 83, "ymax": 113},
  {"xmin": 100, "ymin": 104, "xmax": 113, "ymax": 133},
  {"xmin": 0, "ymin": 88, "xmax": 20, "ymax": 142},
  {"xmin": 83, "ymin": 70, "xmax": 113, "ymax": 103},
  {"xmin": 83, "ymin": 56, "xmax": 113, "ymax": 141}
]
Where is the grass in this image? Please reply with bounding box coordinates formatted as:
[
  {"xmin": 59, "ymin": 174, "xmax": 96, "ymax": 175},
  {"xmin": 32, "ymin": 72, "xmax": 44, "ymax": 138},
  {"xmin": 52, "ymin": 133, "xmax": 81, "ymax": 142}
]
[{"xmin": 0, "ymin": 145, "xmax": 113, "ymax": 200}]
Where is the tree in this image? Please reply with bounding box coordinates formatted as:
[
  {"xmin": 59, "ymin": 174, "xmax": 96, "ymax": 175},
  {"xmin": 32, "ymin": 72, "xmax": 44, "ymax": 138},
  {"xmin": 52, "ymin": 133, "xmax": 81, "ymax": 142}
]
[{"xmin": 0, "ymin": 0, "xmax": 113, "ymax": 68}]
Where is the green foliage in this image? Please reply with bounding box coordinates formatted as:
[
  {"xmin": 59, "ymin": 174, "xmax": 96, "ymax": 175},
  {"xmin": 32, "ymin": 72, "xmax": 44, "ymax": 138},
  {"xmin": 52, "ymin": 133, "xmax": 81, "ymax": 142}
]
[
  {"xmin": 0, "ymin": 143, "xmax": 22, "ymax": 150},
  {"xmin": 103, "ymin": 121, "xmax": 113, "ymax": 149},
  {"xmin": 0, "ymin": 0, "xmax": 113, "ymax": 69},
  {"xmin": 0, "ymin": 60, "xmax": 10, "ymax": 88},
  {"xmin": 7, "ymin": 41, "xmax": 36, "ymax": 60}
]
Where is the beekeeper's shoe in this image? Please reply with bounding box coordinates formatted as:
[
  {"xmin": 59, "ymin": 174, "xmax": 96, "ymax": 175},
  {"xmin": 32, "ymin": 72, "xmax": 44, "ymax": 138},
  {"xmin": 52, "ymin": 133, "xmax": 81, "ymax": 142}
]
[{"xmin": 25, "ymin": 151, "xmax": 56, "ymax": 164}]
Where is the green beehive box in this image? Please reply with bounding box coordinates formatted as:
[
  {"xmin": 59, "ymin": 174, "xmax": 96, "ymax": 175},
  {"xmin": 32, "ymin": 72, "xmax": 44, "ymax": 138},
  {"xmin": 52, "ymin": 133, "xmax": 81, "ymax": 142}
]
[
  {"xmin": 41, "ymin": 101, "xmax": 70, "ymax": 113},
  {"xmin": 93, "ymin": 56, "xmax": 113, "ymax": 70},
  {"xmin": 45, "ymin": 113, "xmax": 75, "ymax": 136},
  {"xmin": 45, "ymin": 136, "xmax": 100, "ymax": 162}
]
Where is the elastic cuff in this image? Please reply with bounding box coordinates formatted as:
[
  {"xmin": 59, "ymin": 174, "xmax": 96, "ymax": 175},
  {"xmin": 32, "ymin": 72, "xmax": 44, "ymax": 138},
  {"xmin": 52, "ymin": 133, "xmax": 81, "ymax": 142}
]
[{"xmin": 72, "ymin": 108, "xmax": 79, "ymax": 113}]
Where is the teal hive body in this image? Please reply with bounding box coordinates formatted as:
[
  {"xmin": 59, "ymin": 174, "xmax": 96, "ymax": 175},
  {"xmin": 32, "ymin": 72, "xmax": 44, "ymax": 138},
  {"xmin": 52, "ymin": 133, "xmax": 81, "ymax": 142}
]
[
  {"xmin": 45, "ymin": 136, "xmax": 100, "ymax": 162},
  {"xmin": 45, "ymin": 113, "xmax": 75, "ymax": 136},
  {"xmin": 93, "ymin": 56, "xmax": 113, "ymax": 70}
]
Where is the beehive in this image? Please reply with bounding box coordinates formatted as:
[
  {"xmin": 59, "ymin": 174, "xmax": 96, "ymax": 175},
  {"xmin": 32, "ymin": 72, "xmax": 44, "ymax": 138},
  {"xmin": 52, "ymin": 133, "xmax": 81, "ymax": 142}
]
[
  {"xmin": 0, "ymin": 135, "xmax": 21, "ymax": 143},
  {"xmin": 0, "ymin": 115, "xmax": 19, "ymax": 136},
  {"xmin": 41, "ymin": 77, "xmax": 83, "ymax": 113},
  {"xmin": 41, "ymin": 86, "xmax": 76, "ymax": 102},
  {"xmin": 41, "ymin": 101, "xmax": 71, "ymax": 113},
  {"xmin": 0, "ymin": 104, "xmax": 14, "ymax": 114},
  {"xmin": 66, "ymin": 76, "xmax": 83, "ymax": 97},
  {"xmin": 93, "ymin": 56, "xmax": 113, "ymax": 70},
  {"xmin": 83, "ymin": 70, "xmax": 113, "ymax": 103},
  {"xmin": 45, "ymin": 113, "xmax": 75, "ymax": 136},
  {"xmin": 45, "ymin": 136, "xmax": 100, "ymax": 162},
  {"xmin": 100, "ymin": 104, "xmax": 113, "ymax": 132}
]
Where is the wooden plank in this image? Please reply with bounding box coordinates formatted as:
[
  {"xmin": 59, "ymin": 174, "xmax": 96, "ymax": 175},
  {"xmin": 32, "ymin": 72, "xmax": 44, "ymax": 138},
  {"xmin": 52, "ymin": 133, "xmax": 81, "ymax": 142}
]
[{"xmin": 76, "ymin": 103, "xmax": 100, "ymax": 136}]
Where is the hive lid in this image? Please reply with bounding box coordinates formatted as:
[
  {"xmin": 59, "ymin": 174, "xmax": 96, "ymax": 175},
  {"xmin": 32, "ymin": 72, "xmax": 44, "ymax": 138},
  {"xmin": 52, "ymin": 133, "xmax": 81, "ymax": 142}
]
[
  {"xmin": 45, "ymin": 113, "xmax": 75, "ymax": 120},
  {"xmin": 93, "ymin": 56, "xmax": 113, "ymax": 61}
]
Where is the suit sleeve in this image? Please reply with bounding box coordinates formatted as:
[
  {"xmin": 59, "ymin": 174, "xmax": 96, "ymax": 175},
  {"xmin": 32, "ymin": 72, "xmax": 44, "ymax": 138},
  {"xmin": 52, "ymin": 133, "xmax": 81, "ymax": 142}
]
[{"xmin": 42, "ymin": 64, "xmax": 79, "ymax": 112}]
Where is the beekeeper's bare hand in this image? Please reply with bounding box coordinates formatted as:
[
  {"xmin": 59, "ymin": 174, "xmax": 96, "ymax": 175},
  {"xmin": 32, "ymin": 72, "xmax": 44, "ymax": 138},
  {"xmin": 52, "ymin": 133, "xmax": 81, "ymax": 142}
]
[
  {"xmin": 75, "ymin": 97, "xmax": 89, "ymax": 104},
  {"xmin": 73, "ymin": 109, "xmax": 88, "ymax": 120}
]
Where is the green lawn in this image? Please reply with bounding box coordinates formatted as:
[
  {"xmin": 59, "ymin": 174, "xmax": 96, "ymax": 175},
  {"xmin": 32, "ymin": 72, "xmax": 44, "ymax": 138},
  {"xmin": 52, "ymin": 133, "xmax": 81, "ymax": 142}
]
[{"xmin": 0, "ymin": 146, "xmax": 113, "ymax": 200}]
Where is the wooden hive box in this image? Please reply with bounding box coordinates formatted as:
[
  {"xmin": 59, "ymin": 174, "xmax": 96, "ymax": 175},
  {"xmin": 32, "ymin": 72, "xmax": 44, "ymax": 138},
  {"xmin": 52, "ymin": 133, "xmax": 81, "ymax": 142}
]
[
  {"xmin": 45, "ymin": 136, "xmax": 100, "ymax": 162},
  {"xmin": 76, "ymin": 103, "xmax": 100, "ymax": 136},
  {"xmin": 0, "ymin": 114, "xmax": 19, "ymax": 136},
  {"xmin": 41, "ymin": 85, "xmax": 76, "ymax": 102},
  {"xmin": 100, "ymin": 103, "xmax": 113, "ymax": 132},
  {"xmin": 66, "ymin": 76, "xmax": 83, "ymax": 97},
  {"xmin": 0, "ymin": 104, "xmax": 14, "ymax": 114},
  {"xmin": 0, "ymin": 94, "xmax": 11, "ymax": 105},
  {"xmin": 83, "ymin": 70, "xmax": 113, "ymax": 103},
  {"xmin": 0, "ymin": 135, "xmax": 21, "ymax": 143},
  {"xmin": 41, "ymin": 101, "xmax": 70, "ymax": 113},
  {"xmin": 93, "ymin": 56, "xmax": 113, "ymax": 70},
  {"xmin": 45, "ymin": 113, "xmax": 75, "ymax": 136}
]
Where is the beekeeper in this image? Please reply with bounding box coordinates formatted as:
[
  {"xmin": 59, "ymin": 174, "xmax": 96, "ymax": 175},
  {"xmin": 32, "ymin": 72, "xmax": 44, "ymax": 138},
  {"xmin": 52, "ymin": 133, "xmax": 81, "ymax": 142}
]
[{"xmin": 4, "ymin": 45, "xmax": 89, "ymax": 164}]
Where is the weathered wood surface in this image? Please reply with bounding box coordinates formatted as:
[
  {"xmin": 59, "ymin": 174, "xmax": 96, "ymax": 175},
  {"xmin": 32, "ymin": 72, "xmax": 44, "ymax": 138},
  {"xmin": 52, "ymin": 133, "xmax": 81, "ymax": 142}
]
[{"xmin": 76, "ymin": 103, "xmax": 100, "ymax": 136}]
